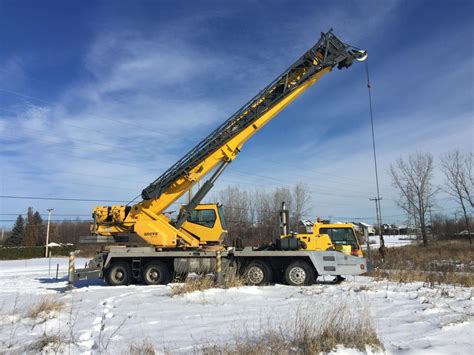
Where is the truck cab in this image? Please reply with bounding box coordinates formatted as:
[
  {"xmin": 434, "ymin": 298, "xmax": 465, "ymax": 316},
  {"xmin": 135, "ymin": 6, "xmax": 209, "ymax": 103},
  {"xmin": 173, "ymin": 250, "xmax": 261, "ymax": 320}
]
[{"xmin": 313, "ymin": 221, "xmax": 363, "ymax": 257}]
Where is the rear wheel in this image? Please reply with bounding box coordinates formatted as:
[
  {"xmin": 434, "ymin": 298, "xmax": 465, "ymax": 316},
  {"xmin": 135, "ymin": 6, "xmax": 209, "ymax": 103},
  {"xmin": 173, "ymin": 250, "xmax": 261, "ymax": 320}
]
[
  {"xmin": 142, "ymin": 261, "xmax": 172, "ymax": 285},
  {"xmin": 243, "ymin": 260, "xmax": 273, "ymax": 286},
  {"xmin": 105, "ymin": 261, "xmax": 132, "ymax": 286},
  {"xmin": 284, "ymin": 260, "xmax": 316, "ymax": 286}
]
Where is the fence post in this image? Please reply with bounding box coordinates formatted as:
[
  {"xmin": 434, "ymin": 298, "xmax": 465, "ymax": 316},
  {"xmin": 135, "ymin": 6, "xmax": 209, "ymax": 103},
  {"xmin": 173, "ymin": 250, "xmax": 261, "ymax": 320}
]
[
  {"xmin": 48, "ymin": 250, "xmax": 52, "ymax": 276},
  {"xmin": 216, "ymin": 250, "xmax": 223, "ymax": 286},
  {"xmin": 56, "ymin": 264, "xmax": 59, "ymax": 280}
]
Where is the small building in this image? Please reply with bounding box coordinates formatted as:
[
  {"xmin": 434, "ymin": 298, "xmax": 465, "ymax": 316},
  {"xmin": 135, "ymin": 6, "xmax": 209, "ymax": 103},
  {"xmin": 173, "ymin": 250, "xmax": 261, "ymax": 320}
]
[{"xmin": 351, "ymin": 222, "xmax": 375, "ymax": 236}]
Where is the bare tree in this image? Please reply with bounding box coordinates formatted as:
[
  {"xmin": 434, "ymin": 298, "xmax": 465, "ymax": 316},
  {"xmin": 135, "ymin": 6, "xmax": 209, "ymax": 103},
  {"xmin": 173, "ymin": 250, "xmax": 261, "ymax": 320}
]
[
  {"xmin": 390, "ymin": 153, "xmax": 438, "ymax": 246},
  {"xmin": 217, "ymin": 186, "xmax": 254, "ymax": 246},
  {"xmin": 216, "ymin": 183, "xmax": 311, "ymax": 246},
  {"xmin": 290, "ymin": 183, "xmax": 311, "ymax": 230},
  {"xmin": 441, "ymin": 150, "xmax": 473, "ymax": 243}
]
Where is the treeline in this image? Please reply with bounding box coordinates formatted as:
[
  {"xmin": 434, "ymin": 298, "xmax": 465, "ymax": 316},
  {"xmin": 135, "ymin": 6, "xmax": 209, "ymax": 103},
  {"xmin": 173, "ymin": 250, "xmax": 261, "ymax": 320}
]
[
  {"xmin": 3, "ymin": 207, "xmax": 90, "ymax": 246},
  {"xmin": 390, "ymin": 149, "xmax": 473, "ymax": 245},
  {"xmin": 216, "ymin": 183, "xmax": 311, "ymax": 246},
  {"xmin": 432, "ymin": 214, "xmax": 473, "ymax": 239}
]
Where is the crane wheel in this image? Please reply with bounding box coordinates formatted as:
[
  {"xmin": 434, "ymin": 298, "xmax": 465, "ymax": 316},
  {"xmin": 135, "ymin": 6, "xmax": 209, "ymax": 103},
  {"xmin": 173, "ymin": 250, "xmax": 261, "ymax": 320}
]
[
  {"xmin": 284, "ymin": 260, "xmax": 316, "ymax": 286},
  {"xmin": 142, "ymin": 261, "xmax": 172, "ymax": 285},
  {"xmin": 243, "ymin": 260, "xmax": 273, "ymax": 286},
  {"xmin": 105, "ymin": 261, "xmax": 132, "ymax": 286}
]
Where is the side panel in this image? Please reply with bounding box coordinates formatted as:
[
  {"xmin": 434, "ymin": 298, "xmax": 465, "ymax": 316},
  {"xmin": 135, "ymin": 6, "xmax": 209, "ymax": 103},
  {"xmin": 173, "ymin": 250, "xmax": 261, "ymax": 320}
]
[
  {"xmin": 233, "ymin": 248, "xmax": 367, "ymax": 276},
  {"xmin": 307, "ymin": 251, "xmax": 366, "ymax": 275}
]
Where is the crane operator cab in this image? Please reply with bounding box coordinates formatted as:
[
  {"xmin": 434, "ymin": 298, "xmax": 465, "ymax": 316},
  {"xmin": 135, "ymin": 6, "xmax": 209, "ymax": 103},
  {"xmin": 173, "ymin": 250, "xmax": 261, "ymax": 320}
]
[{"xmin": 180, "ymin": 204, "xmax": 228, "ymax": 247}]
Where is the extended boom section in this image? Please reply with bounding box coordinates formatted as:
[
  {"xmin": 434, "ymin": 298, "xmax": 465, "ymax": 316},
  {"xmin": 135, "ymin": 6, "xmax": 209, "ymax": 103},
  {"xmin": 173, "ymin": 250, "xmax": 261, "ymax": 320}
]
[
  {"xmin": 142, "ymin": 30, "xmax": 365, "ymax": 201},
  {"xmin": 91, "ymin": 30, "xmax": 367, "ymax": 247}
]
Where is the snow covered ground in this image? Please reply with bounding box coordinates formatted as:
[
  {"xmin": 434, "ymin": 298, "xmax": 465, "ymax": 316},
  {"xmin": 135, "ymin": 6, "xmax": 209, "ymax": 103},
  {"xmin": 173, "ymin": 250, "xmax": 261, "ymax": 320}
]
[
  {"xmin": 365, "ymin": 235, "xmax": 417, "ymax": 249},
  {"xmin": 0, "ymin": 257, "xmax": 473, "ymax": 354}
]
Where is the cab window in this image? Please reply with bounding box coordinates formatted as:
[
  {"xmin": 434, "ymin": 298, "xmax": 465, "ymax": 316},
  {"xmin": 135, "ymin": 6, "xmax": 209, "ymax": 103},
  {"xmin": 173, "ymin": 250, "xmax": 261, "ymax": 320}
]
[
  {"xmin": 187, "ymin": 209, "xmax": 216, "ymax": 228},
  {"xmin": 319, "ymin": 228, "xmax": 357, "ymax": 246},
  {"xmin": 217, "ymin": 206, "xmax": 227, "ymax": 230}
]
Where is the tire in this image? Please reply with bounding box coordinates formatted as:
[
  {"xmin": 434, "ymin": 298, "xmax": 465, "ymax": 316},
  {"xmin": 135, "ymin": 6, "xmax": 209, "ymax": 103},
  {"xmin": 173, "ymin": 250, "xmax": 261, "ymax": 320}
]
[
  {"xmin": 142, "ymin": 261, "xmax": 172, "ymax": 285},
  {"xmin": 243, "ymin": 260, "xmax": 273, "ymax": 286},
  {"xmin": 105, "ymin": 261, "xmax": 132, "ymax": 286},
  {"xmin": 284, "ymin": 260, "xmax": 316, "ymax": 286}
]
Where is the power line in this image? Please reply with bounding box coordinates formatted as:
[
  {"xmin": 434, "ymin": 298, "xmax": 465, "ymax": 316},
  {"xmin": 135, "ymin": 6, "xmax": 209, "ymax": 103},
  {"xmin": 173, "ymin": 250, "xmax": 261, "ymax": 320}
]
[
  {"xmin": 0, "ymin": 213, "xmax": 90, "ymax": 217},
  {"xmin": 0, "ymin": 195, "xmax": 129, "ymax": 203}
]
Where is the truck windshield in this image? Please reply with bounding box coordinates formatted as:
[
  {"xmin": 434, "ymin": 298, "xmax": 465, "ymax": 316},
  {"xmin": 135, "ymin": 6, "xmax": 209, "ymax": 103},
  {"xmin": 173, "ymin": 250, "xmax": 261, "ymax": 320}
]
[{"xmin": 319, "ymin": 228, "xmax": 357, "ymax": 246}]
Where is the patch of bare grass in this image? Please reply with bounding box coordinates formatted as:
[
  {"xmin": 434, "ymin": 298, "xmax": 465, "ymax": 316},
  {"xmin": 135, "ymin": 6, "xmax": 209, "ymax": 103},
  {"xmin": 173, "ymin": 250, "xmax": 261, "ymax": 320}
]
[
  {"xmin": 171, "ymin": 272, "xmax": 245, "ymax": 296},
  {"xmin": 368, "ymin": 239, "xmax": 474, "ymax": 287},
  {"xmin": 200, "ymin": 302, "xmax": 383, "ymax": 354},
  {"xmin": 171, "ymin": 276, "xmax": 215, "ymax": 296},
  {"xmin": 369, "ymin": 269, "xmax": 474, "ymax": 287},
  {"xmin": 26, "ymin": 297, "xmax": 65, "ymax": 319}
]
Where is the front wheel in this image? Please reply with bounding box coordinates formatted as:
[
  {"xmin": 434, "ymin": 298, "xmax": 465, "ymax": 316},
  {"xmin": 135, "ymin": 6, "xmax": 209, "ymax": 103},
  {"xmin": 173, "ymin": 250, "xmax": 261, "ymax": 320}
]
[
  {"xmin": 142, "ymin": 261, "xmax": 172, "ymax": 285},
  {"xmin": 105, "ymin": 261, "xmax": 132, "ymax": 286},
  {"xmin": 284, "ymin": 260, "xmax": 316, "ymax": 286}
]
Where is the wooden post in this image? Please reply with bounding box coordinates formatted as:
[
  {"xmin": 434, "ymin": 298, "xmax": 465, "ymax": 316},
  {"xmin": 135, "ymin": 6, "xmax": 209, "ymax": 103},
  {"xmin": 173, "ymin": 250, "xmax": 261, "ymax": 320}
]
[{"xmin": 55, "ymin": 264, "xmax": 59, "ymax": 280}]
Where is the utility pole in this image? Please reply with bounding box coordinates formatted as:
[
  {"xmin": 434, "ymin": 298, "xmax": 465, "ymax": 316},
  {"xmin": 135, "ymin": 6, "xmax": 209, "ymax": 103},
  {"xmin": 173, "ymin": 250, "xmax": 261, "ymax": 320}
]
[
  {"xmin": 370, "ymin": 197, "xmax": 383, "ymax": 245},
  {"xmin": 45, "ymin": 208, "xmax": 53, "ymax": 257}
]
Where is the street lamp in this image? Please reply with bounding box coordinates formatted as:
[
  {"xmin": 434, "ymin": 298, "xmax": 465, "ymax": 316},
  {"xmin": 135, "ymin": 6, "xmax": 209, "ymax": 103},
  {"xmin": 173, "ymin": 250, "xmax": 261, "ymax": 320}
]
[{"xmin": 45, "ymin": 208, "xmax": 54, "ymax": 257}]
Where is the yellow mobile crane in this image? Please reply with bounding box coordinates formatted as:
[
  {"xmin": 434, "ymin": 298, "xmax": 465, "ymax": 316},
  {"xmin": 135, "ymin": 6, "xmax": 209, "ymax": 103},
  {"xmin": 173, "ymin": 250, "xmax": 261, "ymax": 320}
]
[
  {"xmin": 91, "ymin": 30, "xmax": 367, "ymax": 249},
  {"xmin": 74, "ymin": 30, "xmax": 368, "ymax": 287}
]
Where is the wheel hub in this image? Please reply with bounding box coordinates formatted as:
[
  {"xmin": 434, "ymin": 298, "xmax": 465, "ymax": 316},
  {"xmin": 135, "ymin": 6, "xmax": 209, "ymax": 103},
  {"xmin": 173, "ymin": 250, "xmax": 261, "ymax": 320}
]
[
  {"xmin": 115, "ymin": 269, "xmax": 124, "ymax": 281},
  {"xmin": 289, "ymin": 266, "xmax": 306, "ymax": 285},
  {"xmin": 247, "ymin": 266, "xmax": 264, "ymax": 284},
  {"xmin": 148, "ymin": 269, "xmax": 159, "ymax": 281}
]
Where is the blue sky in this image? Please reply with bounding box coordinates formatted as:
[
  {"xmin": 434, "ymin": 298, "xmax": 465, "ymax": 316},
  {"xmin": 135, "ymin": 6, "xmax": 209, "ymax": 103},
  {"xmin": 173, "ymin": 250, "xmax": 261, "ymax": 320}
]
[{"xmin": 0, "ymin": 0, "xmax": 473, "ymax": 227}]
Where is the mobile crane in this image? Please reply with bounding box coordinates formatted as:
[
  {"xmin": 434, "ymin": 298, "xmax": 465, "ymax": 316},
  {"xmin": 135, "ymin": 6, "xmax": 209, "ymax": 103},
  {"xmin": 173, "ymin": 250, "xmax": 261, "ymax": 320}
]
[{"xmin": 73, "ymin": 30, "xmax": 368, "ymax": 287}]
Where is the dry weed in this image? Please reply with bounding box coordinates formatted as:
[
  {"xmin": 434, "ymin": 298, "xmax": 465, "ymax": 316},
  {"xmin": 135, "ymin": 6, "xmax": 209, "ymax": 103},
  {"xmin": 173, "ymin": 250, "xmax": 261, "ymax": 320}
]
[
  {"xmin": 369, "ymin": 269, "xmax": 474, "ymax": 287},
  {"xmin": 129, "ymin": 339, "xmax": 156, "ymax": 355},
  {"xmin": 26, "ymin": 297, "xmax": 65, "ymax": 319},
  {"xmin": 199, "ymin": 302, "xmax": 383, "ymax": 354},
  {"xmin": 171, "ymin": 272, "xmax": 245, "ymax": 296},
  {"xmin": 171, "ymin": 276, "xmax": 215, "ymax": 296},
  {"xmin": 27, "ymin": 332, "xmax": 63, "ymax": 352}
]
